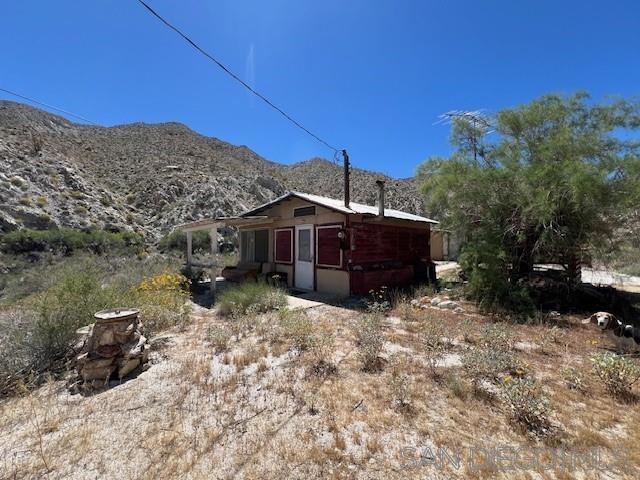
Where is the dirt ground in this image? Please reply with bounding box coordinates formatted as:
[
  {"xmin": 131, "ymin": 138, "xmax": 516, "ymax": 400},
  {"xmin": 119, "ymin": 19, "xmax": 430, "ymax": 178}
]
[{"xmin": 1, "ymin": 298, "xmax": 640, "ymax": 479}]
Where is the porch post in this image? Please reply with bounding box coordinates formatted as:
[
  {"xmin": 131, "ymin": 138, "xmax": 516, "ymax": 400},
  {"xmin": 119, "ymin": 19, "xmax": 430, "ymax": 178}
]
[{"xmin": 186, "ymin": 230, "xmax": 193, "ymax": 267}]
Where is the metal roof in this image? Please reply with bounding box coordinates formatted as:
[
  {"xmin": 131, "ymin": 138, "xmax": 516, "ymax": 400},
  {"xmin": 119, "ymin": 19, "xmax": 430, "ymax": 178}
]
[{"xmin": 241, "ymin": 191, "xmax": 439, "ymax": 224}]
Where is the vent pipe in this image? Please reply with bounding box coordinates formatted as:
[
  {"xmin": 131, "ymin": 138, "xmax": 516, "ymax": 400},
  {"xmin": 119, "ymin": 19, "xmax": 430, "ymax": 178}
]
[{"xmin": 376, "ymin": 180, "xmax": 385, "ymax": 218}]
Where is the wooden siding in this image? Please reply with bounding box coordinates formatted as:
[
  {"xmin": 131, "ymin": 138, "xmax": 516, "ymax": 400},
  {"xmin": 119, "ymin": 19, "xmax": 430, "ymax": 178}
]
[{"xmin": 349, "ymin": 223, "xmax": 430, "ymax": 265}]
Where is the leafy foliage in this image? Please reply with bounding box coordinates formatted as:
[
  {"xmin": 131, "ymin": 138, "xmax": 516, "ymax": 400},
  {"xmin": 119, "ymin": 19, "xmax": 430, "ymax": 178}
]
[
  {"xmin": 419, "ymin": 93, "xmax": 640, "ymax": 311},
  {"xmin": 1, "ymin": 228, "xmax": 144, "ymax": 256},
  {"xmin": 591, "ymin": 352, "xmax": 640, "ymax": 398}
]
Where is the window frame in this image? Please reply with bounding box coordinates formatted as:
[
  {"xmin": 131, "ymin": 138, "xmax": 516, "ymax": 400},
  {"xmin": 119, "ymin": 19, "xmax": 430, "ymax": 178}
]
[
  {"xmin": 274, "ymin": 227, "xmax": 294, "ymax": 264},
  {"xmin": 315, "ymin": 224, "xmax": 343, "ymax": 269}
]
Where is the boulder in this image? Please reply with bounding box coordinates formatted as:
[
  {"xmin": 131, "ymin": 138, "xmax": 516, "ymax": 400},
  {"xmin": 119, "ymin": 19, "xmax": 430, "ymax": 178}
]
[
  {"xmin": 438, "ymin": 300, "xmax": 460, "ymax": 310},
  {"xmin": 431, "ymin": 296, "xmax": 449, "ymax": 306}
]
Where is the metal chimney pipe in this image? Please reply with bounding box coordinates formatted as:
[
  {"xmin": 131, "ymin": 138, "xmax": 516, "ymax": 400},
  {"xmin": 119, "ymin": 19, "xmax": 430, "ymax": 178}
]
[{"xmin": 376, "ymin": 180, "xmax": 385, "ymax": 218}]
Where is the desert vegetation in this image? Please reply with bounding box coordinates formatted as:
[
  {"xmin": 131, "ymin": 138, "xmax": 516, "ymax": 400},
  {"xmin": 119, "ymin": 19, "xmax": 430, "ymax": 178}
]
[{"xmin": 1, "ymin": 284, "xmax": 639, "ymax": 478}]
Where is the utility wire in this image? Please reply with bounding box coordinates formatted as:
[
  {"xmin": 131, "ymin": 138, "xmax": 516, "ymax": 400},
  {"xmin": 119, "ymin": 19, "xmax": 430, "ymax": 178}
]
[
  {"xmin": 135, "ymin": 0, "xmax": 340, "ymax": 154},
  {"xmin": 0, "ymin": 87, "xmax": 99, "ymax": 125}
]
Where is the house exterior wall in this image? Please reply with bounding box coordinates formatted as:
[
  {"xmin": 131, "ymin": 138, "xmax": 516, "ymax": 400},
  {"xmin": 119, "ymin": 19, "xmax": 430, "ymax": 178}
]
[
  {"xmin": 431, "ymin": 230, "xmax": 445, "ymax": 261},
  {"xmin": 346, "ymin": 219, "xmax": 431, "ymax": 295},
  {"xmin": 237, "ymin": 198, "xmax": 433, "ymax": 296},
  {"xmin": 316, "ymin": 269, "xmax": 350, "ymax": 296}
]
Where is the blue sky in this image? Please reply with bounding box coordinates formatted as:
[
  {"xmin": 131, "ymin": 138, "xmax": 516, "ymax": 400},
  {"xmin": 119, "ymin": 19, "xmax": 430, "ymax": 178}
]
[{"xmin": 1, "ymin": 1, "xmax": 638, "ymax": 177}]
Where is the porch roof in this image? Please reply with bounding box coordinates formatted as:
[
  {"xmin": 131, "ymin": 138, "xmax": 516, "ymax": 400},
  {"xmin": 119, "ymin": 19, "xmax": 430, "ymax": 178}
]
[{"xmin": 177, "ymin": 215, "xmax": 273, "ymax": 232}]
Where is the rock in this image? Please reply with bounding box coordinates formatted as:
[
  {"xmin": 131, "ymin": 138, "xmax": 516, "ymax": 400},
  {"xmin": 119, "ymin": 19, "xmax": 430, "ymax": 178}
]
[
  {"xmin": 417, "ymin": 296, "xmax": 431, "ymax": 306},
  {"xmin": 75, "ymin": 308, "xmax": 150, "ymax": 387},
  {"xmin": 431, "ymin": 296, "xmax": 449, "ymax": 306},
  {"xmin": 438, "ymin": 300, "xmax": 459, "ymax": 310},
  {"xmin": 118, "ymin": 358, "xmax": 141, "ymax": 378},
  {"xmin": 454, "ymin": 307, "xmax": 465, "ymax": 314}
]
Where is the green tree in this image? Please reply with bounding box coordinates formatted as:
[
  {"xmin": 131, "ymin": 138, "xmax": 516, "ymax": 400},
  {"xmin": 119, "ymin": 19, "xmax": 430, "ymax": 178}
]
[{"xmin": 419, "ymin": 93, "xmax": 640, "ymax": 311}]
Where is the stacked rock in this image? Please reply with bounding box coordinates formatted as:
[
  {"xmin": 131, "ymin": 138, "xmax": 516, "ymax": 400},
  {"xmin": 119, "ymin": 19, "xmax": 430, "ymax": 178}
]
[{"xmin": 76, "ymin": 308, "xmax": 149, "ymax": 383}]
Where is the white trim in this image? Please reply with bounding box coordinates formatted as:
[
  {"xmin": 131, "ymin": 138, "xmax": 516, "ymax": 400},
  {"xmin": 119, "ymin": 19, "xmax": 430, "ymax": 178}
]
[
  {"xmin": 274, "ymin": 227, "xmax": 294, "ymax": 264},
  {"xmin": 316, "ymin": 225, "xmax": 343, "ymax": 269}
]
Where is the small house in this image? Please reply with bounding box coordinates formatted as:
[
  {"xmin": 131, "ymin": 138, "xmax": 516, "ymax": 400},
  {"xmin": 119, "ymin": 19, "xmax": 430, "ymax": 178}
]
[{"xmin": 179, "ymin": 182, "xmax": 438, "ymax": 297}]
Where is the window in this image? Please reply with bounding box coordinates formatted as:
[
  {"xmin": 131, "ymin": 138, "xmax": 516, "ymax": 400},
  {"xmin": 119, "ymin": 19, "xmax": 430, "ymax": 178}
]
[
  {"xmin": 274, "ymin": 228, "xmax": 293, "ymax": 263},
  {"xmin": 316, "ymin": 225, "xmax": 342, "ymax": 268},
  {"xmin": 240, "ymin": 229, "xmax": 269, "ymax": 262},
  {"xmin": 294, "ymin": 206, "xmax": 316, "ymax": 217},
  {"xmin": 298, "ymin": 229, "xmax": 311, "ymax": 261}
]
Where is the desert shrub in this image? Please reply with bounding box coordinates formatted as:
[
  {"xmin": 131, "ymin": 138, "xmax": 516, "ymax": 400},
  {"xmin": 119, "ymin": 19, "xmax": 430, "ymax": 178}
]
[
  {"xmin": 444, "ymin": 372, "xmax": 469, "ymax": 400},
  {"xmin": 561, "ymin": 367, "xmax": 586, "ymax": 392},
  {"xmin": 0, "ymin": 258, "xmax": 189, "ymax": 395},
  {"xmin": 388, "ymin": 358, "xmax": 413, "ymax": 409},
  {"xmin": 460, "ymin": 317, "xmax": 475, "ymax": 343},
  {"xmin": 217, "ymin": 281, "xmax": 286, "ymax": 317},
  {"xmin": 354, "ymin": 314, "xmax": 384, "ymax": 372},
  {"xmin": 539, "ymin": 326, "xmax": 564, "ymax": 354},
  {"xmin": 307, "ymin": 332, "xmax": 337, "ymax": 375},
  {"xmin": 365, "ymin": 287, "xmax": 391, "ymax": 314},
  {"xmin": 422, "ymin": 320, "xmax": 450, "ymax": 378},
  {"xmin": 134, "ymin": 270, "xmax": 191, "ymax": 334},
  {"xmin": 463, "ymin": 347, "xmax": 523, "ymax": 388},
  {"xmin": 158, "ymin": 230, "xmax": 213, "ymax": 254},
  {"xmin": 591, "ymin": 352, "xmax": 640, "ymax": 399},
  {"xmin": 0, "ymin": 228, "xmax": 144, "ymax": 256},
  {"xmin": 479, "ymin": 323, "xmax": 514, "ymax": 351},
  {"xmin": 501, "ymin": 377, "xmax": 552, "ymax": 435},
  {"xmin": 207, "ymin": 326, "xmax": 233, "ymax": 353},
  {"xmin": 279, "ymin": 309, "xmax": 314, "ymax": 351},
  {"xmin": 19, "ymin": 196, "xmax": 32, "ymax": 206}
]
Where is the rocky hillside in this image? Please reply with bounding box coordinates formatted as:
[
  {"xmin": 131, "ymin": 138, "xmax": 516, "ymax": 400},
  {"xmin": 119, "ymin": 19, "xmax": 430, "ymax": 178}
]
[{"xmin": 0, "ymin": 101, "xmax": 425, "ymax": 240}]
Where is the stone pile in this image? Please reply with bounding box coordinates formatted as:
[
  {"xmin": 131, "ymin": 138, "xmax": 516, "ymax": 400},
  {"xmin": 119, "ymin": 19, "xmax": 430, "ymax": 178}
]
[{"xmin": 76, "ymin": 308, "xmax": 149, "ymax": 383}]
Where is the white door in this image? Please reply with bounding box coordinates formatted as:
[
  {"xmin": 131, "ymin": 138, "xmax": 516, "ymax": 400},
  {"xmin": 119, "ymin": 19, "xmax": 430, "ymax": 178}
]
[{"xmin": 295, "ymin": 224, "xmax": 314, "ymax": 290}]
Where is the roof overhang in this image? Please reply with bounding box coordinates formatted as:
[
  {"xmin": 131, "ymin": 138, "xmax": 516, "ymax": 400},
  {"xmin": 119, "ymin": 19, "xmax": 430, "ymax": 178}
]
[{"xmin": 177, "ymin": 215, "xmax": 273, "ymax": 232}]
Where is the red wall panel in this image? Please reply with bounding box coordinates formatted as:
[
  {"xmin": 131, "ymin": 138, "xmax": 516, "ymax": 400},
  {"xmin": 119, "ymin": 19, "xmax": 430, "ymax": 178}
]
[
  {"xmin": 350, "ymin": 266, "xmax": 415, "ymax": 295},
  {"xmin": 349, "ymin": 223, "xmax": 430, "ymax": 265}
]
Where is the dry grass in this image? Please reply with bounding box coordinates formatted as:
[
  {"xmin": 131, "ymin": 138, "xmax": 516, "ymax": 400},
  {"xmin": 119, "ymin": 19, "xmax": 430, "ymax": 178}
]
[{"xmin": 1, "ymin": 299, "xmax": 640, "ymax": 479}]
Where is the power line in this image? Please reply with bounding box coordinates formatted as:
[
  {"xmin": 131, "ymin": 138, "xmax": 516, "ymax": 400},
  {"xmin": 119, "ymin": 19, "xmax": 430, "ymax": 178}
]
[
  {"xmin": 0, "ymin": 87, "xmax": 99, "ymax": 125},
  {"xmin": 135, "ymin": 0, "xmax": 340, "ymax": 153}
]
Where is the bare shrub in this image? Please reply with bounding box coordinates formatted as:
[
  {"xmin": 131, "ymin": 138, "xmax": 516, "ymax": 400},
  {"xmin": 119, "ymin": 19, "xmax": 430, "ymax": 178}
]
[
  {"xmin": 591, "ymin": 352, "xmax": 640, "ymax": 399},
  {"xmin": 279, "ymin": 309, "xmax": 314, "ymax": 351},
  {"xmin": 501, "ymin": 377, "xmax": 552, "ymax": 435},
  {"xmin": 421, "ymin": 319, "xmax": 450, "ymax": 378},
  {"xmin": 207, "ymin": 326, "xmax": 233, "ymax": 353},
  {"xmin": 538, "ymin": 326, "xmax": 564, "ymax": 354},
  {"xmin": 354, "ymin": 314, "xmax": 384, "ymax": 372},
  {"xmin": 307, "ymin": 332, "xmax": 337, "ymax": 376},
  {"xmin": 388, "ymin": 358, "xmax": 413, "ymax": 410}
]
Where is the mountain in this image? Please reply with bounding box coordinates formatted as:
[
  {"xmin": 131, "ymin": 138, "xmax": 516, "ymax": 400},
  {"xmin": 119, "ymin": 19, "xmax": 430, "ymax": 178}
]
[{"xmin": 0, "ymin": 101, "xmax": 425, "ymax": 239}]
